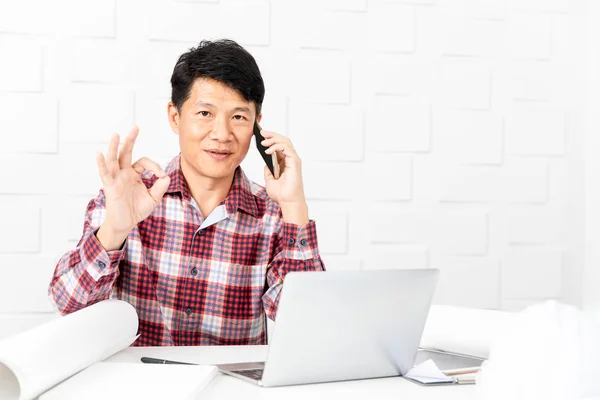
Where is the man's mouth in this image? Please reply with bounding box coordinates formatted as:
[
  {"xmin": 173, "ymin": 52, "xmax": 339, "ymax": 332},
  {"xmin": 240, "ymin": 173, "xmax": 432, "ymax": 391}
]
[{"xmin": 205, "ymin": 149, "xmax": 233, "ymax": 161}]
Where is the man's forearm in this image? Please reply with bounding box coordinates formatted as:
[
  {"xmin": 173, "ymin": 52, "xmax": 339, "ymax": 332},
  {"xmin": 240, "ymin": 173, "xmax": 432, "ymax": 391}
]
[
  {"xmin": 96, "ymin": 223, "xmax": 130, "ymax": 252},
  {"xmin": 280, "ymin": 202, "xmax": 309, "ymax": 226}
]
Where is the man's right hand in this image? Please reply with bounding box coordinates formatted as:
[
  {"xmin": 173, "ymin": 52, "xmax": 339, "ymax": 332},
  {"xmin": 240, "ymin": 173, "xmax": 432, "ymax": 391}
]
[{"xmin": 95, "ymin": 126, "xmax": 171, "ymax": 251}]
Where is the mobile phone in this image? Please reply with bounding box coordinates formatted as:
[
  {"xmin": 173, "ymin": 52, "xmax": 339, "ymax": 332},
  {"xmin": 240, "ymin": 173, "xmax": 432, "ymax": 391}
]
[{"xmin": 254, "ymin": 123, "xmax": 280, "ymax": 179}]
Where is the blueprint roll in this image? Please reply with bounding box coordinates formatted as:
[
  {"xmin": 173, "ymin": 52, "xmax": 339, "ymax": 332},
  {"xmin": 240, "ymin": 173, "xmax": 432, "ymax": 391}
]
[
  {"xmin": 420, "ymin": 305, "xmax": 517, "ymax": 359},
  {"xmin": 0, "ymin": 300, "xmax": 139, "ymax": 400}
]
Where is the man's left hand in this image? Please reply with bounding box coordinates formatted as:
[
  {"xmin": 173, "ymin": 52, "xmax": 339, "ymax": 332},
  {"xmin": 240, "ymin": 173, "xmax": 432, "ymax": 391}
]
[{"xmin": 260, "ymin": 129, "xmax": 309, "ymax": 226}]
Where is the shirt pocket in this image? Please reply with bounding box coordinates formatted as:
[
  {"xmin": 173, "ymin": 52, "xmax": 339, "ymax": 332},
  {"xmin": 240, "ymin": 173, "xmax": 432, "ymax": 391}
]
[
  {"xmin": 210, "ymin": 262, "xmax": 262, "ymax": 316},
  {"xmin": 213, "ymin": 262, "xmax": 268, "ymax": 344}
]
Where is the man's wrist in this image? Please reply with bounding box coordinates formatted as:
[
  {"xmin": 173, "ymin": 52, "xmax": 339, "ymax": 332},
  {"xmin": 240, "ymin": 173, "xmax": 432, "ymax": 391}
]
[
  {"xmin": 280, "ymin": 201, "xmax": 309, "ymax": 226},
  {"xmin": 96, "ymin": 223, "xmax": 130, "ymax": 252}
]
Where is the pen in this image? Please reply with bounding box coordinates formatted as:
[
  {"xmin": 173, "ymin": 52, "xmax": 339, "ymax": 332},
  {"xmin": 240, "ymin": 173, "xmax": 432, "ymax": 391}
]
[
  {"xmin": 140, "ymin": 357, "xmax": 197, "ymax": 365},
  {"xmin": 453, "ymin": 375, "xmax": 477, "ymax": 385},
  {"xmin": 445, "ymin": 368, "xmax": 480, "ymax": 376}
]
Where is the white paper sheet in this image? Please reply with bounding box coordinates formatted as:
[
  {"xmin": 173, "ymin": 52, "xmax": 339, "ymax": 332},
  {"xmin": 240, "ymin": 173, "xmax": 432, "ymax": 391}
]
[
  {"xmin": 421, "ymin": 305, "xmax": 517, "ymax": 359},
  {"xmin": 0, "ymin": 300, "xmax": 138, "ymax": 400},
  {"xmin": 39, "ymin": 362, "xmax": 218, "ymax": 400},
  {"xmin": 405, "ymin": 359, "xmax": 454, "ymax": 384}
]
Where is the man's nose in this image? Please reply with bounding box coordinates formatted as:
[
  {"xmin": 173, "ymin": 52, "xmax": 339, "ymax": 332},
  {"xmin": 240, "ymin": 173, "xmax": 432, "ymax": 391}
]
[{"xmin": 209, "ymin": 117, "xmax": 232, "ymax": 141}]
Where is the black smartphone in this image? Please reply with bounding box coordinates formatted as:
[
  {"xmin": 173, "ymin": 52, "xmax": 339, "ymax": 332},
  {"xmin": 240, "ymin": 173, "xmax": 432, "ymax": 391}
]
[{"xmin": 253, "ymin": 122, "xmax": 279, "ymax": 179}]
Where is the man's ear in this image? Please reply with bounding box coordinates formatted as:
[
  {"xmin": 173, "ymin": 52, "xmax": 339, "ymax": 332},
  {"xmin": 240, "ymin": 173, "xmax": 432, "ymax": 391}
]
[
  {"xmin": 256, "ymin": 113, "xmax": 262, "ymax": 125},
  {"xmin": 167, "ymin": 102, "xmax": 180, "ymax": 135}
]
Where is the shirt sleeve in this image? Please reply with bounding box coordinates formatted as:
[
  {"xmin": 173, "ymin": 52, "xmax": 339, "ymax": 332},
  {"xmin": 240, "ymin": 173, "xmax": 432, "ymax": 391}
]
[
  {"xmin": 262, "ymin": 219, "xmax": 325, "ymax": 320},
  {"xmin": 47, "ymin": 190, "xmax": 127, "ymax": 315}
]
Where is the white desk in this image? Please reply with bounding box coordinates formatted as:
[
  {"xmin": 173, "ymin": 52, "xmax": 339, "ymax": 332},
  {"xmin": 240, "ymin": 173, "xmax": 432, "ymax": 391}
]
[{"xmin": 106, "ymin": 346, "xmax": 477, "ymax": 400}]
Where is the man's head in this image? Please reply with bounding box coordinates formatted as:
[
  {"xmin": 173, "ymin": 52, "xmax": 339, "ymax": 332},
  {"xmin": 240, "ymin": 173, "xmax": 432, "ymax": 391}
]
[{"xmin": 167, "ymin": 39, "xmax": 265, "ymax": 182}]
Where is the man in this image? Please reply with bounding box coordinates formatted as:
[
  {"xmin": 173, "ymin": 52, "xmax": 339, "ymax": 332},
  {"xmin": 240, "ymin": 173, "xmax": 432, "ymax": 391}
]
[{"xmin": 48, "ymin": 39, "xmax": 325, "ymax": 346}]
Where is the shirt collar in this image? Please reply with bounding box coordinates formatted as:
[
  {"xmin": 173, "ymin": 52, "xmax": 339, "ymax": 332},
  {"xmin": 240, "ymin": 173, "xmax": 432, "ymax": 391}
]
[{"xmin": 164, "ymin": 154, "xmax": 260, "ymax": 218}]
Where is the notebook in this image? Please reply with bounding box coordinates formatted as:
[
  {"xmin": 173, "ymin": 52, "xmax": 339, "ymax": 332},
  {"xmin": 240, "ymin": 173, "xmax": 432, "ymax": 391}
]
[{"xmin": 404, "ymin": 349, "xmax": 485, "ymax": 385}]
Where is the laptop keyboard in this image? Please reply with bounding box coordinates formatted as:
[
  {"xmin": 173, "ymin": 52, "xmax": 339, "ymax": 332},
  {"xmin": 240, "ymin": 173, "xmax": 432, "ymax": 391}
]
[{"xmin": 235, "ymin": 369, "xmax": 264, "ymax": 380}]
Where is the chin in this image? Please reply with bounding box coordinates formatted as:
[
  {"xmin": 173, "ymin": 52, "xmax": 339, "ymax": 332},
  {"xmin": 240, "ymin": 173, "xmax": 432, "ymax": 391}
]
[
  {"xmin": 198, "ymin": 159, "xmax": 239, "ymax": 179},
  {"xmin": 202, "ymin": 167, "xmax": 236, "ymax": 180}
]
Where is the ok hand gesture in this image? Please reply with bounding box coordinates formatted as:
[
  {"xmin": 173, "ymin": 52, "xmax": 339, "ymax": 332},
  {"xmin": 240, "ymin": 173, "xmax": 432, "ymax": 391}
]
[{"xmin": 95, "ymin": 126, "xmax": 170, "ymax": 250}]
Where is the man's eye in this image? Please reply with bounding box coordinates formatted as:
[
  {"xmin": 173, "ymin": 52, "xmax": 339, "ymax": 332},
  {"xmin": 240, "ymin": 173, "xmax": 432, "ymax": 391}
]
[
  {"xmin": 233, "ymin": 115, "xmax": 247, "ymax": 121},
  {"xmin": 198, "ymin": 111, "xmax": 211, "ymax": 117}
]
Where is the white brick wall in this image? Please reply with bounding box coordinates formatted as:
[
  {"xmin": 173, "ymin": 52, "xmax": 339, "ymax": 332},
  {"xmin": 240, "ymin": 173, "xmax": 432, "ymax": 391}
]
[
  {"xmin": 503, "ymin": 247, "xmax": 563, "ymax": 299},
  {"xmin": 0, "ymin": 94, "xmax": 57, "ymax": 153},
  {"xmin": 0, "ymin": 0, "xmax": 588, "ymax": 340},
  {"xmin": 431, "ymin": 255, "xmax": 500, "ymax": 309},
  {"xmin": 0, "ymin": 38, "xmax": 43, "ymax": 92},
  {"xmin": 506, "ymin": 103, "xmax": 565, "ymax": 155},
  {"xmin": 290, "ymin": 103, "xmax": 364, "ymax": 162},
  {"xmin": 59, "ymin": 85, "xmax": 135, "ymax": 143},
  {"xmin": 368, "ymin": 96, "xmax": 431, "ymax": 153}
]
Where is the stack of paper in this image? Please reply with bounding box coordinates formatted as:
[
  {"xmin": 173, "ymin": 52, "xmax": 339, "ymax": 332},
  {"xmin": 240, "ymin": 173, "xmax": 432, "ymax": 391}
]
[
  {"xmin": 421, "ymin": 305, "xmax": 516, "ymax": 359},
  {"xmin": 39, "ymin": 362, "xmax": 217, "ymax": 400},
  {"xmin": 410, "ymin": 305, "xmax": 515, "ymax": 386}
]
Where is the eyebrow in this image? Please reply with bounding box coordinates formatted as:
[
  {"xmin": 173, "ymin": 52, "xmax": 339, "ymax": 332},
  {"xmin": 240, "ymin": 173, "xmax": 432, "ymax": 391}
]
[{"xmin": 194, "ymin": 101, "xmax": 252, "ymax": 114}]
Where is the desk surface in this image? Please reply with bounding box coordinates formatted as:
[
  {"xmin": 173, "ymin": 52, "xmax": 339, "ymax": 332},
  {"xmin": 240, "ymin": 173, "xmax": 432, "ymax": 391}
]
[{"xmin": 105, "ymin": 346, "xmax": 477, "ymax": 400}]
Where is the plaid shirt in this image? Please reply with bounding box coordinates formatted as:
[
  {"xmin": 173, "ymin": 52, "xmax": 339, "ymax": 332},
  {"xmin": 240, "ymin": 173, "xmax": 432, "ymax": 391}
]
[{"xmin": 48, "ymin": 154, "xmax": 324, "ymax": 346}]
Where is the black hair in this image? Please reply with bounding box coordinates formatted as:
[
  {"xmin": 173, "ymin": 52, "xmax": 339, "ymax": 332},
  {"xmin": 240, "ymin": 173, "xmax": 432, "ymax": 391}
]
[{"xmin": 170, "ymin": 39, "xmax": 265, "ymax": 116}]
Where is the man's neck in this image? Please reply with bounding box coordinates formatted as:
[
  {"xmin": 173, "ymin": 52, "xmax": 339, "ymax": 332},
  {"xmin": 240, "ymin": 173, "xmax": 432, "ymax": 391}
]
[{"xmin": 180, "ymin": 159, "xmax": 235, "ymax": 219}]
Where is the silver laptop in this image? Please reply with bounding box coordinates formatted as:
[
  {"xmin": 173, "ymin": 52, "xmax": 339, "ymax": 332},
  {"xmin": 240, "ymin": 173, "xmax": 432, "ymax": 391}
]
[{"xmin": 218, "ymin": 269, "xmax": 439, "ymax": 387}]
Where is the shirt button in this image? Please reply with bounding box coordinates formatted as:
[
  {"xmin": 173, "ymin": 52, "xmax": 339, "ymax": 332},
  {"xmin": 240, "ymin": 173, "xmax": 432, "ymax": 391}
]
[
  {"xmin": 98, "ymin": 261, "xmax": 106, "ymax": 268},
  {"xmin": 288, "ymin": 238, "xmax": 295, "ymax": 245},
  {"xmin": 190, "ymin": 267, "xmax": 198, "ymax": 276},
  {"xmin": 300, "ymin": 239, "xmax": 308, "ymax": 246},
  {"xmin": 185, "ymin": 308, "xmax": 192, "ymax": 316}
]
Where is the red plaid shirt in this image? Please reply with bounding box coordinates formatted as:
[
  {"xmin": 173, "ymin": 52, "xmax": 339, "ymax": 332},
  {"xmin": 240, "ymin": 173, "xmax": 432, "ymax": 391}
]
[{"xmin": 48, "ymin": 154, "xmax": 324, "ymax": 346}]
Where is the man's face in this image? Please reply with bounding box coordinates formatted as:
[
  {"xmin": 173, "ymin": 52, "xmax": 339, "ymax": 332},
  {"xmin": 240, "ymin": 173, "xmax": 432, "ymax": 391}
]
[{"xmin": 168, "ymin": 78, "xmax": 260, "ymax": 180}]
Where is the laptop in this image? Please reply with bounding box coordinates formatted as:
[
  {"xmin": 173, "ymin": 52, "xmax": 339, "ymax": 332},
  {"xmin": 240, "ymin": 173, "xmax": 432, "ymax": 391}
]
[{"xmin": 217, "ymin": 269, "xmax": 439, "ymax": 387}]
